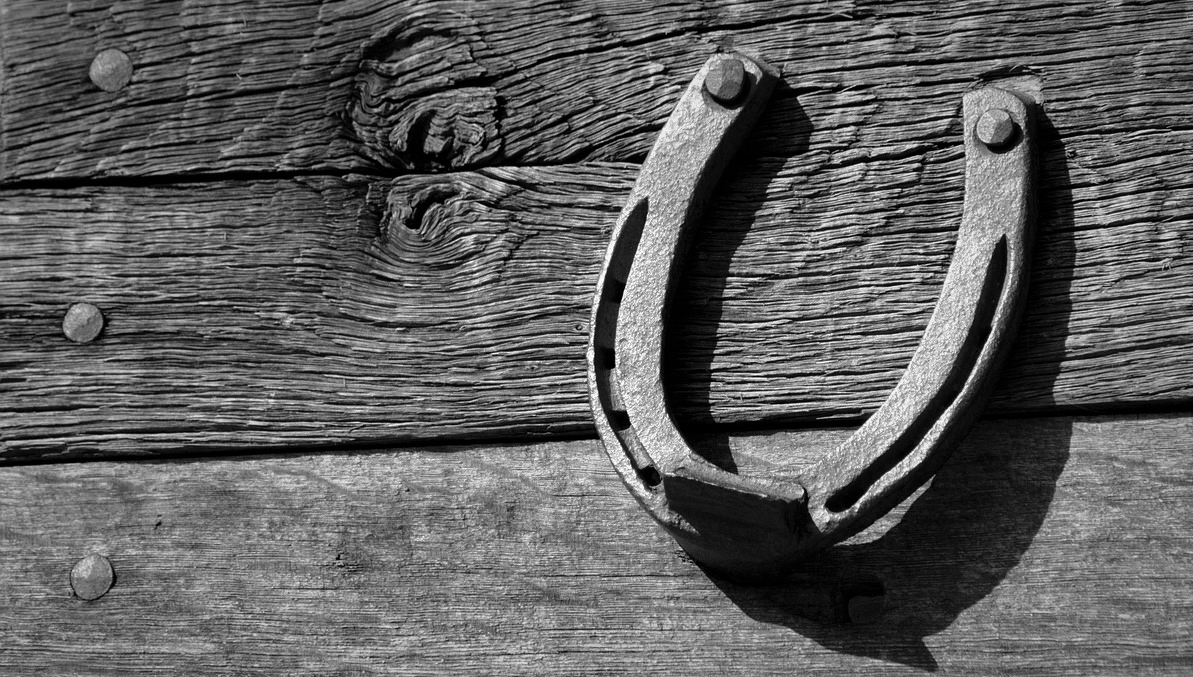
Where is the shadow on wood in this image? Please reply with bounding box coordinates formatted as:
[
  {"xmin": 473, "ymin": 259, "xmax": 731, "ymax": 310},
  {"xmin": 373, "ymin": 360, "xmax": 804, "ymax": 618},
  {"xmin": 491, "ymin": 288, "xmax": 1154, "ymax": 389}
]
[
  {"xmin": 669, "ymin": 78, "xmax": 812, "ymax": 472},
  {"xmin": 677, "ymin": 97, "xmax": 1076, "ymax": 670},
  {"xmin": 707, "ymin": 416, "xmax": 1072, "ymax": 671}
]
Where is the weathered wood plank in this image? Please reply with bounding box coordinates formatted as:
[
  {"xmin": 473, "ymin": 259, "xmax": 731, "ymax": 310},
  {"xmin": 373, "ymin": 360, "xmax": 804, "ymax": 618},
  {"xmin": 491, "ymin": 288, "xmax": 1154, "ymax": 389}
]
[
  {"xmin": 0, "ymin": 0, "xmax": 1189, "ymax": 179},
  {"xmin": 2, "ymin": 136, "xmax": 1191, "ymax": 460},
  {"xmin": 2, "ymin": 1, "xmax": 1191, "ymax": 461},
  {"xmin": 1, "ymin": 415, "xmax": 1190, "ymax": 675}
]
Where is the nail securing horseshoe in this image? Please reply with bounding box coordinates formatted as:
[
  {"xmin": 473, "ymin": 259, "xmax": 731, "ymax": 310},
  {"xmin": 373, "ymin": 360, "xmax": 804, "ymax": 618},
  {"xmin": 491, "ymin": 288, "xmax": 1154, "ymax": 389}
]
[{"xmin": 587, "ymin": 53, "xmax": 1037, "ymax": 580}]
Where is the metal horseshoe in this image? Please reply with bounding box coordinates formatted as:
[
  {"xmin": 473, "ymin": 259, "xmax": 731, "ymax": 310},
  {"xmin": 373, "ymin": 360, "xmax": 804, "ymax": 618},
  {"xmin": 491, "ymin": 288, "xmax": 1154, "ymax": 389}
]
[{"xmin": 587, "ymin": 52, "xmax": 1037, "ymax": 580}]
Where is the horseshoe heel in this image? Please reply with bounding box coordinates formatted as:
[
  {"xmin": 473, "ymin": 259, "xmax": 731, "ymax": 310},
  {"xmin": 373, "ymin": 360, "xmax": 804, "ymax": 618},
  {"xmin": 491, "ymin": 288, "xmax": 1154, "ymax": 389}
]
[{"xmin": 587, "ymin": 53, "xmax": 1037, "ymax": 580}]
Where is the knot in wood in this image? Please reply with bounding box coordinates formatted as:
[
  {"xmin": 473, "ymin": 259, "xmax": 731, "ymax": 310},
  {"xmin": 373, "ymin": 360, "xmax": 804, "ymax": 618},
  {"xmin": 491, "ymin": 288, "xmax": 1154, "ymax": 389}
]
[
  {"xmin": 348, "ymin": 14, "xmax": 503, "ymax": 171},
  {"xmin": 366, "ymin": 177, "xmax": 530, "ymax": 298},
  {"xmin": 382, "ymin": 184, "xmax": 461, "ymax": 238}
]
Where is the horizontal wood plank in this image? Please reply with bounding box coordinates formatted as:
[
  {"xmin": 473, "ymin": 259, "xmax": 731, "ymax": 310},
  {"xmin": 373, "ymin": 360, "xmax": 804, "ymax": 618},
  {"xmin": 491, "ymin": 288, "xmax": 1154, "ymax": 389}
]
[
  {"xmin": 1, "ymin": 414, "xmax": 1190, "ymax": 675},
  {"xmin": 0, "ymin": 0, "xmax": 1189, "ymax": 179},
  {"xmin": 3, "ymin": 0, "xmax": 1191, "ymax": 461},
  {"xmin": 2, "ymin": 138, "xmax": 1191, "ymax": 459}
]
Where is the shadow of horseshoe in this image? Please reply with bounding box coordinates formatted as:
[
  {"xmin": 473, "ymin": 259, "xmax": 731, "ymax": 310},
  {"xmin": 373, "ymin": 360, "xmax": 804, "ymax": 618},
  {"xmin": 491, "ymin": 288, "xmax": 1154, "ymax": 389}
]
[{"xmin": 679, "ymin": 91, "xmax": 1074, "ymax": 671}]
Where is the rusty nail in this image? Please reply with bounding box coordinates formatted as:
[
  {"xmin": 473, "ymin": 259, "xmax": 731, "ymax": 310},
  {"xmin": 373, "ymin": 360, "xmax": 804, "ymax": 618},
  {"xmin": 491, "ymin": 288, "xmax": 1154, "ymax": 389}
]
[
  {"xmin": 704, "ymin": 57, "xmax": 748, "ymax": 105},
  {"xmin": 89, "ymin": 48, "xmax": 134, "ymax": 92},
  {"xmin": 63, "ymin": 302, "xmax": 105, "ymax": 343},
  {"xmin": 70, "ymin": 554, "xmax": 114, "ymax": 601},
  {"xmin": 976, "ymin": 108, "xmax": 1017, "ymax": 149}
]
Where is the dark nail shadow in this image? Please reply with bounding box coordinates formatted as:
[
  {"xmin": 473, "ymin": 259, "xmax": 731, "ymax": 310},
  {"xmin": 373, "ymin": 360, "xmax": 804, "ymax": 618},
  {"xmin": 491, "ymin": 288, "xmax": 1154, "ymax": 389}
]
[{"xmin": 665, "ymin": 85, "xmax": 1076, "ymax": 671}]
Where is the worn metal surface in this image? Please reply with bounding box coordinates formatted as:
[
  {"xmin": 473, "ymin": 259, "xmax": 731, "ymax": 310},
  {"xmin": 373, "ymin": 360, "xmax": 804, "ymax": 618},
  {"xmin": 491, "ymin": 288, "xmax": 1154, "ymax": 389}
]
[
  {"xmin": 587, "ymin": 54, "xmax": 1037, "ymax": 580},
  {"xmin": 61, "ymin": 302, "xmax": 105, "ymax": 344},
  {"xmin": 69, "ymin": 553, "xmax": 114, "ymax": 601},
  {"xmin": 88, "ymin": 48, "xmax": 134, "ymax": 93},
  {"xmin": 976, "ymin": 108, "xmax": 1018, "ymax": 149},
  {"xmin": 703, "ymin": 57, "xmax": 749, "ymax": 104}
]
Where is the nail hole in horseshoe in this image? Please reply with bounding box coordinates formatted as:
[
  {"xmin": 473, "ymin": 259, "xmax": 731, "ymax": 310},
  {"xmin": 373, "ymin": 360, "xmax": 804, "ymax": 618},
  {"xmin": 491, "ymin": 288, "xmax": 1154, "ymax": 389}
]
[
  {"xmin": 592, "ymin": 199, "xmax": 646, "ymax": 382},
  {"xmin": 615, "ymin": 419, "xmax": 663, "ymax": 488},
  {"xmin": 605, "ymin": 199, "xmax": 649, "ymax": 284},
  {"xmin": 825, "ymin": 236, "xmax": 1009, "ymax": 513},
  {"xmin": 593, "ymin": 197, "xmax": 661, "ymax": 490}
]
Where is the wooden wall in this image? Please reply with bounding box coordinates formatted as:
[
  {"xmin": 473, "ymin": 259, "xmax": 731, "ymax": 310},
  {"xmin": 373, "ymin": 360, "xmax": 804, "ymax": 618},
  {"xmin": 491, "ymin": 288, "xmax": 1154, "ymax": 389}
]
[{"xmin": 1, "ymin": 0, "xmax": 1190, "ymax": 673}]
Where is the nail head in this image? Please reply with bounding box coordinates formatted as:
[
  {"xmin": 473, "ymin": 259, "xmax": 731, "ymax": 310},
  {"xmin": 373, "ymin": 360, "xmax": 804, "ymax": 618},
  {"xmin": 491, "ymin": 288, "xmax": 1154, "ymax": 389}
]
[
  {"xmin": 976, "ymin": 108, "xmax": 1017, "ymax": 149},
  {"xmin": 63, "ymin": 302, "xmax": 105, "ymax": 343},
  {"xmin": 704, "ymin": 57, "xmax": 748, "ymax": 105},
  {"xmin": 89, "ymin": 48, "xmax": 133, "ymax": 92},
  {"xmin": 70, "ymin": 554, "xmax": 114, "ymax": 601}
]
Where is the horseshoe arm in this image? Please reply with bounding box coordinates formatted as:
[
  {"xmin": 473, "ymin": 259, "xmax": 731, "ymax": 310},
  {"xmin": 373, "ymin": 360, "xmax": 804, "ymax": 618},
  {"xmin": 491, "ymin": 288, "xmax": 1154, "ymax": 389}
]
[
  {"xmin": 588, "ymin": 53, "xmax": 780, "ymax": 494},
  {"xmin": 803, "ymin": 88, "xmax": 1037, "ymax": 544},
  {"xmin": 588, "ymin": 54, "xmax": 1037, "ymax": 579}
]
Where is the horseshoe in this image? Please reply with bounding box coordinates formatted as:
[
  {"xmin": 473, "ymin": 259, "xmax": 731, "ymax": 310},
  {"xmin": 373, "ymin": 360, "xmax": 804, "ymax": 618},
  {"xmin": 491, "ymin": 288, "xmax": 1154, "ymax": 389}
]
[{"xmin": 586, "ymin": 53, "xmax": 1037, "ymax": 580}]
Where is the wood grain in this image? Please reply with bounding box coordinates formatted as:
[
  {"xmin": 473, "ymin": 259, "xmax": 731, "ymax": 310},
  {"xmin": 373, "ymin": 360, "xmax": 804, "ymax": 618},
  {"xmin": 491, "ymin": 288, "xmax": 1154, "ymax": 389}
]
[
  {"xmin": 2, "ymin": 0, "xmax": 1191, "ymax": 460},
  {"xmin": 2, "ymin": 143, "xmax": 1191, "ymax": 460},
  {"xmin": 0, "ymin": 0, "xmax": 1189, "ymax": 179},
  {"xmin": 2, "ymin": 2, "xmax": 1188, "ymax": 672},
  {"xmin": 1, "ymin": 414, "xmax": 1189, "ymax": 675}
]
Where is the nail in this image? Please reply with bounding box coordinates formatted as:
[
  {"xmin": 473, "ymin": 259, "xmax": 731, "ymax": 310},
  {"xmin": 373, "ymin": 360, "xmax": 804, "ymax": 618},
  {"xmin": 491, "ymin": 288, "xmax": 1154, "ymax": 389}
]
[
  {"xmin": 89, "ymin": 48, "xmax": 134, "ymax": 92},
  {"xmin": 976, "ymin": 108, "xmax": 1017, "ymax": 149},
  {"xmin": 704, "ymin": 57, "xmax": 748, "ymax": 105},
  {"xmin": 63, "ymin": 302, "xmax": 105, "ymax": 343},
  {"xmin": 70, "ymin": 554, "xmax": 114, "ymax": 601}
]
